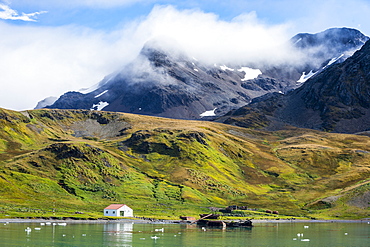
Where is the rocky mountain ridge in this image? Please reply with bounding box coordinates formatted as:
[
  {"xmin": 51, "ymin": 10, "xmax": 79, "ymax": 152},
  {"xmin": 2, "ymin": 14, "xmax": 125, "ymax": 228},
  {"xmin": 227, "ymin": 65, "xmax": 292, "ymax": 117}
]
[
  {"xmin": 220, "ymin": 38, "xmax": 370, "ymax": 133},
  {"xmin": 42, "ymin": 28, "xmax": 368, "ymax": 120}
]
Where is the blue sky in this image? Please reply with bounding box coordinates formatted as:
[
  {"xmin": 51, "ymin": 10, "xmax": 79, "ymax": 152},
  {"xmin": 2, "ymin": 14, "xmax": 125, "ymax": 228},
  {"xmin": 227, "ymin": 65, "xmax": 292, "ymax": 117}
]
[
  {"xmin": 5, "ymin": 0, "xmax": 370, "ymax": 33},
  {"xmin": 1, "ymin": 0, "xmax": 370, "ymax": 110}
]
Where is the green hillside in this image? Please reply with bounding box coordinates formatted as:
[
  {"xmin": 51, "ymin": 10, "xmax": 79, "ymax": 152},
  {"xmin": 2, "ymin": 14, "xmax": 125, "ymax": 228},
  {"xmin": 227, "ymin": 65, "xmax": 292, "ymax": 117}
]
[{"xmin": 0, "ymin": 108, "xmax": 369, "ymax": 219}]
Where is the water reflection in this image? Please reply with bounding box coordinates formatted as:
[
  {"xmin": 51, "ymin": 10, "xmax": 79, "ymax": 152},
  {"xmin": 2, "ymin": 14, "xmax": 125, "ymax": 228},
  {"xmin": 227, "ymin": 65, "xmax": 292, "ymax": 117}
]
[
  {"xmin": 0, "ymin": 221, "xmax": 369, "ymax": 246},
  {"xmin": 104, "ymin": 223, "xmax": 133, "ymax": 246}
]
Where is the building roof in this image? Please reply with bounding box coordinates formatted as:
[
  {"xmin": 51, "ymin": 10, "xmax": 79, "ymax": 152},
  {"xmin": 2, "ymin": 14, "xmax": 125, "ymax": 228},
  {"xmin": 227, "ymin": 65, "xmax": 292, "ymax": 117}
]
[{"xmin": 104, "ymin": 204, "xmax": 129, "ymax": 210}]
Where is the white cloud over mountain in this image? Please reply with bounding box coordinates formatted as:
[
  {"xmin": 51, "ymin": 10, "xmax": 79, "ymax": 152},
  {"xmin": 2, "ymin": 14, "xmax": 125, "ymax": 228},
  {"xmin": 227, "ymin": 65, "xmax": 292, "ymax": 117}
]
[
  {"xmin": 0, "ymin": 1, "xmax": 370, "ymax": 110},
  {"xmin": 0, "ymin": 5, "xmax": 295, "ymax": 110}
]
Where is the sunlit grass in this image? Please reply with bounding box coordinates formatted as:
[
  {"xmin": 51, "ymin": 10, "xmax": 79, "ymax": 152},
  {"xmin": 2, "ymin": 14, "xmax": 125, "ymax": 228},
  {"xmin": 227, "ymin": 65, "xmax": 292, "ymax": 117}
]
[{"xmin": 0, "ymin": 108, "xmax": 369, "ymax": 219}]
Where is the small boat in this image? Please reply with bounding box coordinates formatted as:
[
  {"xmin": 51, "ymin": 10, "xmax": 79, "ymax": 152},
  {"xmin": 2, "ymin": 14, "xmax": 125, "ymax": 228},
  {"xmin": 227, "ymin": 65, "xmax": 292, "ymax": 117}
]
[
  {"xmin": 199, "ymin": 214, "xmax": 220, "ymax": 219},
  {"xmin": 197, "ymin": 219, "xmax": 253, "ymax": 228}
]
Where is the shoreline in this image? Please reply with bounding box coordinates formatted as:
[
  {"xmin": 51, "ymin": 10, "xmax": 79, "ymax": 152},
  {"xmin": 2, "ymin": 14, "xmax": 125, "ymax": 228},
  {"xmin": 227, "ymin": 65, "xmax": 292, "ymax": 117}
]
[
  {"xmin": 1, "ymin": 218, "xmax": 369, "ymax": 224},
  {"xmin": 251, "ymin": 219, "xmax": 370, "ymax": 224}
]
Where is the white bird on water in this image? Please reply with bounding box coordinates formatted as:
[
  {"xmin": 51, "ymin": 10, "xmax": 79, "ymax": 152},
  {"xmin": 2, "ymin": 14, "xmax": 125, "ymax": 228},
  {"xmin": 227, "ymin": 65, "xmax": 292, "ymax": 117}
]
[{"xmin": 151, "ymin": 236, "xmax": 160, "ymax": 240}]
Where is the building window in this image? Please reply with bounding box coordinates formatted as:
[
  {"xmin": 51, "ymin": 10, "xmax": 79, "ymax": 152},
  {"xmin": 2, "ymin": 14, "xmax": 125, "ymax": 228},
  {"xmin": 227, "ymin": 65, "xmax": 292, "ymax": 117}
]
[
  {"xmin": 113, "ymin": 211, "xmax": 115, "ymax": 214},
  {"xmin": 106, "ymin": 211, "xmax": 108, "ymax": 214}
]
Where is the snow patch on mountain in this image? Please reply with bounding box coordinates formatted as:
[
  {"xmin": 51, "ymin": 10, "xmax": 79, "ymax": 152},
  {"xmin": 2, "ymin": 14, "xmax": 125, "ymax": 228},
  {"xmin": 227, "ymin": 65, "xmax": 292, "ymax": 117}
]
[
  {"xmin": 220, "ymin": 65, "xmax": 234, "ymax": 71},
  {"xmin": 200, "ymin": 108, "xmax": 217, "ymax": 117},
  {"xmin": 294, "ymin": 38, "xmax": 302, "ymax": 44},
  {"xmin": 323, "ymin": 54, "xmax": 345, "ymax": 70},
  {"xmin": 94, "ymin": 90, "xmax": 108, "ymax": 98},
  {"xmin": 90, "ymin": 101, "xmax": 109, "ymax": 111},
  {"xmin": 238, "ymin": 67, "xmax": 262, "ymax": 81},
  {"xmin": 297, "ymin": 70, "xmax": 317, "ymax": 83}
]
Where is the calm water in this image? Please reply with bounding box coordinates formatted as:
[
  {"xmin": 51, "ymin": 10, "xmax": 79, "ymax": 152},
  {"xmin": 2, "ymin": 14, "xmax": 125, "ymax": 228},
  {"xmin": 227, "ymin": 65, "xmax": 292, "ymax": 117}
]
[{"xmin": 0, "ymin": 221, "xmax": 369, "ymax": 246}]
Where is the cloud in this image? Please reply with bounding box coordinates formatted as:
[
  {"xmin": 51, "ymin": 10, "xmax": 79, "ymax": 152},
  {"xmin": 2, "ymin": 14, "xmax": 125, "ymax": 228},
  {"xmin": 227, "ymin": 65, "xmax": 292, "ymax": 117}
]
[
  {"xmin": 7, "ymin": 0, "xmax": 154, "ymax": 9},
  {"xmin": 0, "ymin": 5, "xmax": 298, "ymax": 111},
  {"xmin": 126, "ymin": 6, "xmax": 296, "ymax": 65},
  {"xmin": 0, "ymin": 23, "xmax": 142, "ymax": 111},
  {"xmin": 0, "ymin": 3, "xmax": 47, "ymax": 21},
  {"xmin": 3, "ymin": 4, "xmax": 367, "ymax": 111}
]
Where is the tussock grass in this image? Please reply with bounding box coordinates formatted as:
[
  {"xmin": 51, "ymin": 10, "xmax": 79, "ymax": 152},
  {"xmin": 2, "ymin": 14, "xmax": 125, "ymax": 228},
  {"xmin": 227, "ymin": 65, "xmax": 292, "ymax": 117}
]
[{"xmin": 0, "ymin": 108, "xmax": 369, "ymax": 219}]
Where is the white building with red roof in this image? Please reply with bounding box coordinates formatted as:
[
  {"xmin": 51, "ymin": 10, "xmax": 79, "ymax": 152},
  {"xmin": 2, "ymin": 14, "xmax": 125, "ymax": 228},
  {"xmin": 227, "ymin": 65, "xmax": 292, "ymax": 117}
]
[{"xmin": 104, "ymin": 204, "xmax": 133, "ymax": 217}]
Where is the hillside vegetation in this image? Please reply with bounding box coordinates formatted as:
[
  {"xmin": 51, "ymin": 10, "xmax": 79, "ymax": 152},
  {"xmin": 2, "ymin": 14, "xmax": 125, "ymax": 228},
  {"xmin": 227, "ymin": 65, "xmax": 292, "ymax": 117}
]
[{"xmin": 0, "ymin": 108, "xmax": 369, "ymax": 219}]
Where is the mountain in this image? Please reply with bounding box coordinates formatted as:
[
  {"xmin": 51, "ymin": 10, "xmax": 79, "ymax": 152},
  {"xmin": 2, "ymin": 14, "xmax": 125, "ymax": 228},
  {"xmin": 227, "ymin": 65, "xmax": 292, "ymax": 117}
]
[
  {"xmin": 41, "ymin": 28, "xmax": 368, "ymax": 120},
  {"xmin": 0, "ymin": 107, "xmax": 369, "ymax": 218},
  {"xmin": 44, "ymin": 41, "xmax": 284, "ymax": 119},
  {"xmin": 266, "ymin": 27, "xmax": 369, "ymax": 83},
  {"xmin": 220, "ymin": 38, "xmax": 370, "ymax": 134}
]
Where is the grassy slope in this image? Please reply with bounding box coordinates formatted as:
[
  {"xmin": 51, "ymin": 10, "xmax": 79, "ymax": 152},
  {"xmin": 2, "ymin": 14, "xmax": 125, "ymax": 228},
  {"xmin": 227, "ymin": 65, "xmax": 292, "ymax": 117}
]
[{"xmin": 0, "ymin": 108, "xmax": 369, "ymax": 219}]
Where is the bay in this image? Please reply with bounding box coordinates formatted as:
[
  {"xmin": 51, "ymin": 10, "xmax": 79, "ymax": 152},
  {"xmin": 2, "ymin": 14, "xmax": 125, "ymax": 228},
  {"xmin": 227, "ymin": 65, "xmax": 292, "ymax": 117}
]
[{"xmin": 0, "ymin": 221, "xmax": 369, "ymax": 246}]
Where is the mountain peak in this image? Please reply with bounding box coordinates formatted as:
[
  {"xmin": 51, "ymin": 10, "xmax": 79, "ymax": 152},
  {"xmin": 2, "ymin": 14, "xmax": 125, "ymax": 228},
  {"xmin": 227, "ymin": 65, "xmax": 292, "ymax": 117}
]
[
  {"xmin": 291, "ymin": 27, "xmax": 369, "ymax": 51},
  {"xmin": 221, "ymin": 39, "xmax": 370, "ymax": 133},
  {"xmin": 43, "ymin": 28, "xmax": 369, "ymax": 123},
  {"xmin": 141, "ymin": 38, "xmax": 185, "ymax": 57}
]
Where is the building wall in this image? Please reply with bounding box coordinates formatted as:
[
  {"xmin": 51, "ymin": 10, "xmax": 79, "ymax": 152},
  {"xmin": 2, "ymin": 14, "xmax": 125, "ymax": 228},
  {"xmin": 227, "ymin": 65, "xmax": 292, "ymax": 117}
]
[
  {"xmin": 104, "ymin": 209, "xmax": 118, "ymax": 217},
  {"xmin": 119, "ymin": 205, "xmax": 134, "ymax": 217},
  {"xmin": 104, "ymin": 205, "xmax": 133, "ymax": 217}
]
